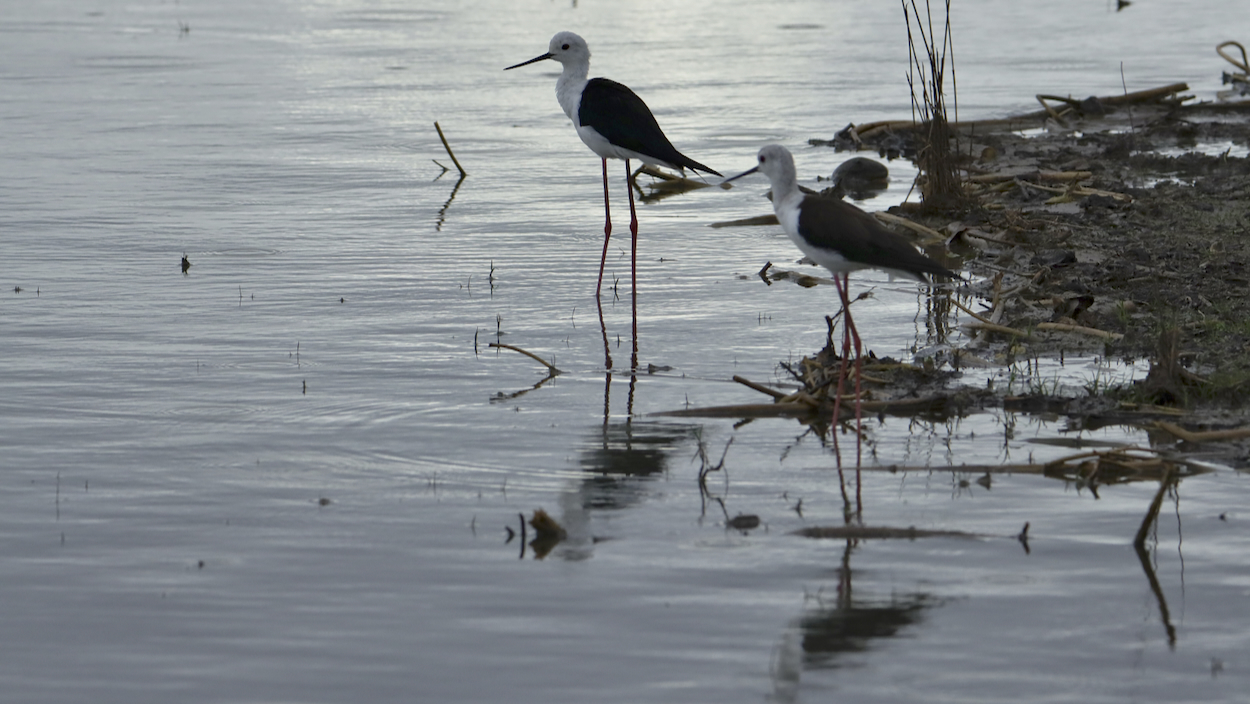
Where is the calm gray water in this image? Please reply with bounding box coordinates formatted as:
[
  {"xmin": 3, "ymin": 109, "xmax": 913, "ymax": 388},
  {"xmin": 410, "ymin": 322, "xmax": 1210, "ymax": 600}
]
[{"xmin": 3, "ymin": 0, "xmax": 1248, "ymax": 701}]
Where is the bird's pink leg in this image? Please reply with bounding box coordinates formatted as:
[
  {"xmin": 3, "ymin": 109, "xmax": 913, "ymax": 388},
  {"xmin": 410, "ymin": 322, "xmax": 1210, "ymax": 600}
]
[
  {"xmin": 626, "ymin": 159, "xmax": 639, "ymax": 354},
  {"xmin": 830, "ymin": 273, "xmax": 851, "ymax": 465},
  {"xmin": 841, "ymin": 275, "xmax": 865, "ymax": 471},
  {"xmin": 596, "ymin": 157, "xmax": 612, "ymax": 299}
]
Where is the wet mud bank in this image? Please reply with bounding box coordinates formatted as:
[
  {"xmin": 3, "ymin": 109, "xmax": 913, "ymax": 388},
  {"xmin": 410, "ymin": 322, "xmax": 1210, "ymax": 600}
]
[{"xmin": 867, "ymin": 98, "xmax": 1250, "ymax": 464}]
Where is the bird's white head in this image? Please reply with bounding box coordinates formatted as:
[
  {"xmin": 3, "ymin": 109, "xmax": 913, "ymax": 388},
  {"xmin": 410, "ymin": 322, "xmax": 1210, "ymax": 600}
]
[
  {"xmin": 546, "ymin": 31, "xmax": 590, "ymax": 67},
  {"xmin": 724, "ymin": 144, "xmax": 798, "ymax": 192},
  {"xmin": 505, "ymin": 31, "xmax": 591, "ymax": 72},
  {"xmin": 753, "ymin": 144, "xmax": 797, "ymax": 187}
]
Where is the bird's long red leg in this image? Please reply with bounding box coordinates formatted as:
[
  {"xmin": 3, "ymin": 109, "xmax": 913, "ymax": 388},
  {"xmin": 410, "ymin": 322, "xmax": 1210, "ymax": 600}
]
[
  {"xmin": 842, "ymin": 275, "xmax": 865, "ymax": 478},
  {"xmin": 830, "ymin": 273, "xmax": 851, "ymax": 467},
  {"xmin": 835, "ymin": 272, "xmax": 865, "ymax": 515},
  {"xmin": 625, "ymin": 159, "xmax": 639, "ymax": 355},
  {"xmin": 596, "ymin": 157, "xmax": 612, "ymax": 299}
]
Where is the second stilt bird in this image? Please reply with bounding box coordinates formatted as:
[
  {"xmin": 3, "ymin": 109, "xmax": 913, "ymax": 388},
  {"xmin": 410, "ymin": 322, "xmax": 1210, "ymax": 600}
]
[
  {"xmin": 725, "ymin": 145, "xmax": 957, "ymax": 459},
  {"xmin": 506, "ymin": 32, "xmax": 721, "ymax": 332}
]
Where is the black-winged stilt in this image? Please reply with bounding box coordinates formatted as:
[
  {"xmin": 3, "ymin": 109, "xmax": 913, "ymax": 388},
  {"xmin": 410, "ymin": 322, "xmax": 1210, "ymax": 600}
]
[
  {"xmin": 506, "ymin": 31, "xmax": 720, "ymax": 341},
  {"xmin": 725, "ymin": 144, "xmax": 956, "ymax": 453}
]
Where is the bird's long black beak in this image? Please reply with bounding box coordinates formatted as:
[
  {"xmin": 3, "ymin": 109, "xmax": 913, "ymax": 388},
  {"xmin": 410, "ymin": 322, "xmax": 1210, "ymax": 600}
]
[
  {"xmin": 721, "ymin": 165, "xmax": 760, "ymax": 185},
  {"xmin": 505, "ymin": 53, "xmax": 554, "ymax": 70}
]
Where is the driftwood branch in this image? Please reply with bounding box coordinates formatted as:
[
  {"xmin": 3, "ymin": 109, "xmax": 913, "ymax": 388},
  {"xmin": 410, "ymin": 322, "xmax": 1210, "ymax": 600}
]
[
  {"xmin": 872, "ymin": 211, "xmax": 946, "ymax": 245},
  {"xmin": 842, "ymin": 82, "xmax": 1191, "ymax": 141},
  {"xmin": 966, "ymin": 170, "xmax": 1092, "ymax": 184},
  {"xmin": 652, "ymin": 395, "xmax": 952, "ymax": 420}
]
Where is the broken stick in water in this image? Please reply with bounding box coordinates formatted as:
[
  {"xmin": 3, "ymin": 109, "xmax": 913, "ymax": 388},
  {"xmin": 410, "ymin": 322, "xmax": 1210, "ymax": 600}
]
[
  {"xmin": 488, "ymin": 342, "xmax": 562, "ymax": 374},
  {"xmin": 434, "ymin": 121, "xmax": 467, "ymax": 177}
]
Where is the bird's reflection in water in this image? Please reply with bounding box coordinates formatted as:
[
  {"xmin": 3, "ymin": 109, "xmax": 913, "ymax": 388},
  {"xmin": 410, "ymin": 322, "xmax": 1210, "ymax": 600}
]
[
  {"xmin": 796, "ymin": 592, "xmax": 932, "ymax": 665},
  {"xmin": 536, "ymin": 294, "xmax": 691, "ymax": 560},
  {"xmin": 771, "ymin": 540, "xmax": 937, "ymax": 701},
  {"xmin": 581, "ymin": 421, "xmax": 693, "ymax": 475},
  {"xmin": 539, "ymin": 422, "xmax": 699, "ymax": 562}
]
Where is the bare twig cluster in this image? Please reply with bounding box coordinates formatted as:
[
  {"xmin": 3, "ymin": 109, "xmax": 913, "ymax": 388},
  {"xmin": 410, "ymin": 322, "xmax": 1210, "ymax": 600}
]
[{"xmin": 902, "ymin": 0, "xmax": 963, "ymax": 211}]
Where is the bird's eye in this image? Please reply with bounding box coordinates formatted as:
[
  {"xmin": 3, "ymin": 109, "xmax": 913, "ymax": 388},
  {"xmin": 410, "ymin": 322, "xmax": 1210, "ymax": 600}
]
[
  {"xmin": 759, "ymin": 156, "xmax": 766, "ymax": 163},
  {"xmin": 562, "ymin": 43, "xmax": 570, "ymax": 50}
]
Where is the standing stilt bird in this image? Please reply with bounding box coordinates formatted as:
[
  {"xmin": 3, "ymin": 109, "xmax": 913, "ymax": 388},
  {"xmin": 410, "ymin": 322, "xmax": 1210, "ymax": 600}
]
[
  {"xmin": 506, "ymin": 32, "xmax": 721, "ymax": 342},
  {"xmin": 725, "ymin": 145, "xmax": 957, "ymax": 459}
]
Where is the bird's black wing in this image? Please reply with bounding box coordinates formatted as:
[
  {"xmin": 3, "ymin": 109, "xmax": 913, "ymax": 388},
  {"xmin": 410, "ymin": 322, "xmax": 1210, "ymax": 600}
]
[
  {"xmin": 797, "ymin": 197, "xmax": 957, "ymax": 281},
  {"xmin": 579, "ymin": 78, "xmax": 720, "ymax": 176}
]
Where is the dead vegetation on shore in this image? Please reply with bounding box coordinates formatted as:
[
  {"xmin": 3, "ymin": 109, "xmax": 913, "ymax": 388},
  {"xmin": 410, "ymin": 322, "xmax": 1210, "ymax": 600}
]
[{"xmin": 672, "ymin": 73, "xmax": 1250, "ymax": 465}]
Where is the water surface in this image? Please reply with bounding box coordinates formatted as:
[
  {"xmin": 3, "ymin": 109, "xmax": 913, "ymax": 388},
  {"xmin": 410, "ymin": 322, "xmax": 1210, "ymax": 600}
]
[{"xmin": 3, "ymin": 1, "xmax": 1247, "ymax": 701}]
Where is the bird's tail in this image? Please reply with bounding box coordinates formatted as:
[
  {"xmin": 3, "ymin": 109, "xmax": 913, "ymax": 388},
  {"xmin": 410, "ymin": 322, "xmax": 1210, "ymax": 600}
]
[{"xmin": 677, "ymin": 154, "xmax": 721, "ymax": 178}]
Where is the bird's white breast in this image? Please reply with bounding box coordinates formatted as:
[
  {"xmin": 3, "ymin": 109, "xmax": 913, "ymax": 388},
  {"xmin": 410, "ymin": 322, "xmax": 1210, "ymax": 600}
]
[
  {"xmin": 773, "ymin": 191, "xmax": 864, "ymax": 275},
  {"xmin": 556, "ymin": 75, "xmax": 618, "ymax": 161},
  {"xmin": 556, "ymin": 73, "xmax": 585, "ymax": 125}
]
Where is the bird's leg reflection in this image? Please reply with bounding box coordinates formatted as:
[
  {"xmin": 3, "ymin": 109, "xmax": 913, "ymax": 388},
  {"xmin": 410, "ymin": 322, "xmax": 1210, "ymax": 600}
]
[
  {"xmin": 830, "ymin": 303, "xmax": 848, "ymax": 468},
  {"xmin": 627, "ymin": 362, "xmax": 637, "ymax": 418},
  {"xmin": 841, "ymin": 277, "xmax": 864, "ymax": 470},
  {"xmin": 829, "ymin": 274, "xmax": 864, "ymax": 518},
  {"xmin": 925, "ymin": 282, "xmax": 954, "ymax": 346},
  {"xmin": 598, "ymin": 295, "xmax": 614, "ymax": 429},
  {"xmin": 835, "ymin": 463, "xmax": 856, "ymax": 524},
  {"xmin": 597, "ymin": 293, "xmax": 639, "ymax": 422},
  {"xmin": 597, "ymin": 295, "xmax": 613, "ymax": 372},
  {"xmin": 628, "ymin": 276, "xmax": 639, "ymax": 411},
  {"xmin": 837, "ymin": 538, "xmax": 855, "ymax": 604}
]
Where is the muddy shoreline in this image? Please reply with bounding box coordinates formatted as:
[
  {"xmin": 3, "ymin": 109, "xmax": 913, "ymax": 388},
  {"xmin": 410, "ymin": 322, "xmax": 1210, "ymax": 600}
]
[{"xmin": 851, "ymin": 98, "xmax": 1250, "ymax": 465}]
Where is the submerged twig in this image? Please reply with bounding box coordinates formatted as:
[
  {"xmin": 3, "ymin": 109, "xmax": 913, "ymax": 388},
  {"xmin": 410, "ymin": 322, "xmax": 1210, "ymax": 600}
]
[
  {"xmin": 434, "ymin": 121, "xmax": 467, "ymax": 177},
  {"xmin": 793, "ymin": 525, "xmax": 981, "ymax": 540},
  {"xmin": 967, "ymin": 170, "xmax": 1093, "ymax": 185},
  {"xmin": 732, "ymin": 374, "xmax": 789, "ymax": 400},
  {"xmin": 1043, "ymin": 446, "xmax": 1161, "ymax": 470},
  {"xmin": 656, "ymin": 402, "xmax": 817, "ymax": 419},
  {"xmin": 1035, "ymin": 322, "xmax": 1124, "ymax": 341},
  {"xmin": 1154, "ymin": 421, "xmax": 1250, "ymax": 443},
  {"xmin": 1217, "ymin": 40, "xmax": 1250, "ymax": 74},
  {"xmin": 962, "ymin": 319, "xmax": 1033, "ymax": 339},
  {"xmin": 488, "ymin": 342, "xmax": 562, "ymax": 374},
  {"xmin": 709, "ymin": 214, "xmax": 780, "ymax": 229},
  {"xmin": 653, "ymin": 395, "xmax": 952, "ymax": 420},
  {"xmin": 950, "ymin": 297, "xmax": 995, "ymax": 325}
]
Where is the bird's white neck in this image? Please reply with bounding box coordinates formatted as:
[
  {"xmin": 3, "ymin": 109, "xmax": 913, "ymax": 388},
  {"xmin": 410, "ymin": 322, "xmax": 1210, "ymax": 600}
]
[
  {"xmin": 555, "ymin": 62, "xmax": 589, "ymax": 123},
  {"xmin": 769, "ymin": 176, "xmax": 804, "ymax": 218}
]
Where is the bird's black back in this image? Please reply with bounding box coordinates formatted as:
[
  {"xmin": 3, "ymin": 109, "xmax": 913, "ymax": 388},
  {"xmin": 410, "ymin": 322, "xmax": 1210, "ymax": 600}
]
[
  {"xmin": 578, "ymin": 78, "xmax": 720, "ymax": 176},
  {"xmin": 797, "ymin": 196, "xmax": 957, "ymax": 281}
]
